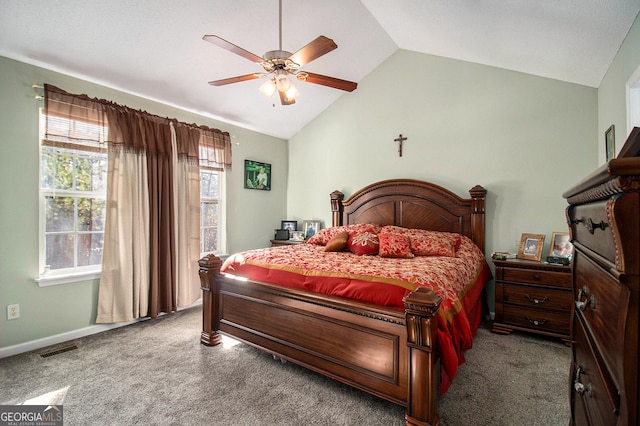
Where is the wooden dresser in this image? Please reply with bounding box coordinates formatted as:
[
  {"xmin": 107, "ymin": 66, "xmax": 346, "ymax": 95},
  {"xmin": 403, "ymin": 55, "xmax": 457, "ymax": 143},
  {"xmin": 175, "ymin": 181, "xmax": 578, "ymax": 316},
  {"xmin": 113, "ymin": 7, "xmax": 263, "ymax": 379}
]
[
  {"xmin": 563, "ymin": 154, "xmax": 640, "ymax": 425},
  {"xmin": 492, "ymin": 258, "xmax": 572, "ymax": 343}
]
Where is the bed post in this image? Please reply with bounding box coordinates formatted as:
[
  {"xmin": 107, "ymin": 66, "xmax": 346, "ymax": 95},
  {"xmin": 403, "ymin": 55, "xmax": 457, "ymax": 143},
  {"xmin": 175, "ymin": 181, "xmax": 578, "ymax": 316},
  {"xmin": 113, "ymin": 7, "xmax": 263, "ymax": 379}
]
[
  {"xmin": 469, "ymin": 185, "xmax": 487, "ymax": 253},
  {"xmin": 403, "ymin": 287, "xmax": 442, "ymax": 426},
  {"xmin": 198, "ymin": 254, "xmax": 223, "ymax": 346},
  {"xmin": 330, "ymin": 190, "xmax": 345, "ymax": 226}
]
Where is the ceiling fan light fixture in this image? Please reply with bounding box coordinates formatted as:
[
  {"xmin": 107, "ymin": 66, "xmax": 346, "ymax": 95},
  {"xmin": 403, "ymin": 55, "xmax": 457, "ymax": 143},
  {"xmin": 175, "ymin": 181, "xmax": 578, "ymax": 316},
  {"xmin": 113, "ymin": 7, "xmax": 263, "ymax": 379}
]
[
  {"xmin": 284, "ymin": 84, "xmax": 299, "ymax": 102},
  {"xmin": 275, "ymin": 71, "xmax": 291, "ymax": 92},
  {"xmin": 259, "ymin": 78, "xmax": 277, "ymax": 97}
]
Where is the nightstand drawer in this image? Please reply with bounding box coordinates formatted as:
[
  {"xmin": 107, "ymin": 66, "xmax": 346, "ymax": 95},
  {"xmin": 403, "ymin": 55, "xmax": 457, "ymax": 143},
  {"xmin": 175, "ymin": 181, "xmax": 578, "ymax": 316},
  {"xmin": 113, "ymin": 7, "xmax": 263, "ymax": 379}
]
[
  {"xmin": 503, "ymin": 305, "xmax": 570, "ymax": 335},
  {"xmin": 502, "ymin": 268, "xmax": 572, "ymax": 288},
  {"xmin": 503, "ymin": 284, "xmax": 572, "ymax": 311}
]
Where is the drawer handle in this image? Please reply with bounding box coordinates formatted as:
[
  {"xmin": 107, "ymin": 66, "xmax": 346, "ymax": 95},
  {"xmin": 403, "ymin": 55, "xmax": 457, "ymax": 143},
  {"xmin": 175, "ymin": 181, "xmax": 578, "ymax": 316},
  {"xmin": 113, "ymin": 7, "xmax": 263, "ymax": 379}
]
[
  {"xmin": 573, "ymin": 217, "xmax": 607, "ymax": 234},
  {"xmin": 574, "ymin": 365, "xmax": 592, "ymax": 396},
  {"xmin": 524, "ymin": 316, "xmax": 547, "ymax": 327},
  {"xmin": 576, "ymin": 286, "xmax": 596, "ymax": 311},
  {"xmin": 525, "ymin": 294, "xmax": 548, "ymax": 305}
]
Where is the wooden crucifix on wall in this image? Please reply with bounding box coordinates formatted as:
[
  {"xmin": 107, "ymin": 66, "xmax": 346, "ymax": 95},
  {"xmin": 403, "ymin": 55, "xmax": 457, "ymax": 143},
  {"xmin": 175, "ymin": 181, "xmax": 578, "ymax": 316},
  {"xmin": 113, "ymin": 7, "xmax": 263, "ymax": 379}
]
[{"xmin": 394, "ymin": 134, "xmax": 407, "ymax": 157}]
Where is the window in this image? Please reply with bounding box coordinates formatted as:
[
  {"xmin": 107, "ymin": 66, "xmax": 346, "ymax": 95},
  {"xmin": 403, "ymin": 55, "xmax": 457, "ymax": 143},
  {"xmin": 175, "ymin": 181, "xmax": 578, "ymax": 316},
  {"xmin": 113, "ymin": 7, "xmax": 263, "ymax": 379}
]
[
  {"xmin": 200, "ymin": 168, "xmax": 222, "ymax": 254},
  {"xmin": 39, "ymin": 110, "xmax": 225, "ymax": 278},
  {"xmin": 40, "ymin": 113, "xmax": 108, "ymax": 273}
]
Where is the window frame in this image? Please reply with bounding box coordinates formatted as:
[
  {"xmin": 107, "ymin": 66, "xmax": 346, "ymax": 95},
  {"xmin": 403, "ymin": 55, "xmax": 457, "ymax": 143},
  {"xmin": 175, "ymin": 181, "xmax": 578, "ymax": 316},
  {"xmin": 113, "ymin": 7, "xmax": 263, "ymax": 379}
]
[{"xmin": 37, "ymin": 109, "xmax": 108, "ymax": 285}]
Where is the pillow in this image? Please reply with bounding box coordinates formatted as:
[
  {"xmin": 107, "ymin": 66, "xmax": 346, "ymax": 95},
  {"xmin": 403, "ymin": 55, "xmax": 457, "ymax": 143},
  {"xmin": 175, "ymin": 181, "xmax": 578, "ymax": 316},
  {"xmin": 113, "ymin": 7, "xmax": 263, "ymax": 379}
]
[
  {"xmin": 347, "ymin": 231, "xmax": 380, "ymax": 255},
  {"xmin": 406, "ymin": 229, "xmax": 459, "ymax": 257},
  {"xmin": 324, "ymin": 231, "xmax": 349, "ymax": 252},
  {"xmin": 307, "ymin": 226, "xmax": 346, "ymax": 245},
  {"xmin": 378, "ymin": 226, "xmax": 413, "ymax": 258}
]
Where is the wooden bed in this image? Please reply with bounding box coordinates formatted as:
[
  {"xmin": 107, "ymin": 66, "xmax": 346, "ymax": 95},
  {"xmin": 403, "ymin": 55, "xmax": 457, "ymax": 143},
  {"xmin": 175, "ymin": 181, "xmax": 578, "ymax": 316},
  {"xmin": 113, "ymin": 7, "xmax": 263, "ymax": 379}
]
[{"xmin": 198, "ymin": 179, "xmax": 487, "ymax": 426}]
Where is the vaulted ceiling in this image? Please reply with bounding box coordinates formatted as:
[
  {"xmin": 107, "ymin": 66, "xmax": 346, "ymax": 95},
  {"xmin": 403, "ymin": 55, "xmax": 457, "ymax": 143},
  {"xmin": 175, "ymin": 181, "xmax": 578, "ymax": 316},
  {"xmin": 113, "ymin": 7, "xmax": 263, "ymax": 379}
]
[{"xmin": 1, "ymin": 0, "xmax": 639, "ymax": 139}]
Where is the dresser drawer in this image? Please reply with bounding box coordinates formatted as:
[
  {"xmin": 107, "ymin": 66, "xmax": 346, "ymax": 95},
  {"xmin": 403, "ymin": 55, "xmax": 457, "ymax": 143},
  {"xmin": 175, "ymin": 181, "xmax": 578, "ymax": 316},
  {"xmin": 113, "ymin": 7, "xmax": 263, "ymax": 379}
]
[
  {"xmin": 503, "ymin": 284, "xmax": 572, "ymax": 311},
  {"xmin": 502, "ymin": 268, "xmax": 572, "ymax": 288},
  {"xmin": 503, "ymin": 305, "xmax": 570, "ymax": 335},
  {"xmin": 574, "ymin": 252, "xmax": 629, "ymax": 375},
  {"xmin": 569, "ymin": 201, "xmax": 616, "ymax": 263},
  {"xmin": 572, "ymin": 315, "xmax": 619, "ymax": 426}
]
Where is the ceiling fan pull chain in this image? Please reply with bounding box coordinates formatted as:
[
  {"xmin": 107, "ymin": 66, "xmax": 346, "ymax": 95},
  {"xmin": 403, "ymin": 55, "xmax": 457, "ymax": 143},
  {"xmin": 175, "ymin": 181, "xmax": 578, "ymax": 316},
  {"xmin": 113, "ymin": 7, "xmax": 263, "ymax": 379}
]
[{"xmin": 279, "ymin": 0, "xmax": 283, "ymax": 51}]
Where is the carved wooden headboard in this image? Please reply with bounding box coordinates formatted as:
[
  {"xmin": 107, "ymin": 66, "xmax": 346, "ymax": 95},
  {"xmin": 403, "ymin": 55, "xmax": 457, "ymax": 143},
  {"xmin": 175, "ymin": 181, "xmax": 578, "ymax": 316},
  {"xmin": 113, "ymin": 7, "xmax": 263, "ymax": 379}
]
[{"xmin": 330, "ymin": 179, "xmax": 487, "ymax": 252}]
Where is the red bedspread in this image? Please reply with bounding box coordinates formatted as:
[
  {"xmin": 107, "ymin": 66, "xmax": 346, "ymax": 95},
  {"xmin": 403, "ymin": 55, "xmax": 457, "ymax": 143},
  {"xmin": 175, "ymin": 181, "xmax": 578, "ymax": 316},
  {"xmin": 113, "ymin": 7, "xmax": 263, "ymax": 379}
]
[{"xmin": 221, "ymin": 236, "xmax": 491, "ymax": 393}]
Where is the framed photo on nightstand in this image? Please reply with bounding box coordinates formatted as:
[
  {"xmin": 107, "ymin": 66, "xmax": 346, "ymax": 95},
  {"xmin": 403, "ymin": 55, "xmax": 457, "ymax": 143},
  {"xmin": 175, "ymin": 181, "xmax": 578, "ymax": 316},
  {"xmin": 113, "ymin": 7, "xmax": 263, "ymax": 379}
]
[
  {"xmin": 302, "ymin": 220, "xmax": 321, "ymax": 240},
  {"xmin": 517, "ymin": 233, "xmax": 545, "ymax": 261}
]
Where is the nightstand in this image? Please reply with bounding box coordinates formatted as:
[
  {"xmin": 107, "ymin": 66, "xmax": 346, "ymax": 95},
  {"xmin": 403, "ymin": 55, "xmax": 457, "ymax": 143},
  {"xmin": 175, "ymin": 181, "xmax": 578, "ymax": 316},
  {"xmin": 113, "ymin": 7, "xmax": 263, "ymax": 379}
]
[
  {"xmin": 492, "ymin": 258, "xmax": 572, "ymax": 344},
  {"xmin": 270, "ymin": 239, "xmax": 303, "ymax": 247}
]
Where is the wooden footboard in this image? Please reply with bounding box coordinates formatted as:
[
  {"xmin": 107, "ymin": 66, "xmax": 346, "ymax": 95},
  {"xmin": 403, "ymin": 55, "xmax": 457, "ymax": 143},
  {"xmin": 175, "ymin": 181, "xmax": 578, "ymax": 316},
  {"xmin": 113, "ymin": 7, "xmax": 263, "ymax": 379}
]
[{"xmin": 199, "ymin": 254, "xmax": 442, "ymax": 426}]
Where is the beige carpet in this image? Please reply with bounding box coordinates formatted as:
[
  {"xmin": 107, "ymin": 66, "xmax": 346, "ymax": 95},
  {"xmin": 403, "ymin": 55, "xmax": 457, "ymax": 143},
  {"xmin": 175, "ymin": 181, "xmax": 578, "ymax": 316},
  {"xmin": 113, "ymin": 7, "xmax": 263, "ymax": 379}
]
[{"xmin": 0, "ymin": 306, "xmax": 570, "ymax": 425}]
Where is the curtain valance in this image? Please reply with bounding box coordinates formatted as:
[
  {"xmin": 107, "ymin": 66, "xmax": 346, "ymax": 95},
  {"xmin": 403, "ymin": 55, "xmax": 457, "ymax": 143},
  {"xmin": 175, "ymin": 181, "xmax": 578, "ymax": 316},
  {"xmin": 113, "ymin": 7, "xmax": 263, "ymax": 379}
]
[{"xmin": 44, "ymin": 84, "xmax": 232, "ymax": 167}]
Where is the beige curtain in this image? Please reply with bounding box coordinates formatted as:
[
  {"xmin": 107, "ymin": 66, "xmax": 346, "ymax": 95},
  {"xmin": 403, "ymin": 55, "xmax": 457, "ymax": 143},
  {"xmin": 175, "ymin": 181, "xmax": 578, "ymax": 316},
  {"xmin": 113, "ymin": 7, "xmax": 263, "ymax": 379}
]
[
  {"xmin": 172, "ymin": 122, "xmax": 202, "ymax": 306},
  {"xmin": 44, "ymin": 84, "xmax": 232, "ymax": 323},
  {"xmin": 96, "ymin": 148, "xmax": 150, "ymax": 322}
]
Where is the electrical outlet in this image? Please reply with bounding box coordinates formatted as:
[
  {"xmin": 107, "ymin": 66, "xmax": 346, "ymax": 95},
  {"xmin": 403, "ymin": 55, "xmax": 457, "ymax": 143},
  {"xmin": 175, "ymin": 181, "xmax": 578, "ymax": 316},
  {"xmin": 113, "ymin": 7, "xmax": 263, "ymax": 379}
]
[{"xmin": 7, "ymin": 304, "xmax": 20, "ymax": 320}]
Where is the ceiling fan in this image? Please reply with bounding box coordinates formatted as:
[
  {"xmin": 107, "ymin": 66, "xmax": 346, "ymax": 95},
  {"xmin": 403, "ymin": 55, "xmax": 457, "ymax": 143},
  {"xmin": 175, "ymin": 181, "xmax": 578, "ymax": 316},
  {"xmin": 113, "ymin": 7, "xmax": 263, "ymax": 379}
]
[{"xmin": 203, "ymin": 0, "xmax": 357, "ymax": 105}]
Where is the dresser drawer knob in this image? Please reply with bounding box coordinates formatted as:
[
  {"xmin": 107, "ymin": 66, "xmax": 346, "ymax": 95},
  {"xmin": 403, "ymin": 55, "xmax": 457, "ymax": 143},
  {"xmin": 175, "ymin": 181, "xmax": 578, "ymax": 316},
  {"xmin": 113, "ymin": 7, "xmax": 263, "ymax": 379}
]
[
  {"xmin": 573, "ymin": 217, "xmax": 608, "ymax": 234},
  {"xmin": 524, "ymin": 316, "xmax": 547, "ymax": 326},
  {"xmin": 574, "ymin": 365, "xmax": 592, "ymax": 396},
  {"xmin": 525, "ymin": 294, "xmax": 548, "ymax": 304},
  {"xmin": 576, "ymin": 286, "xmax": 596, "ymax": 311}
]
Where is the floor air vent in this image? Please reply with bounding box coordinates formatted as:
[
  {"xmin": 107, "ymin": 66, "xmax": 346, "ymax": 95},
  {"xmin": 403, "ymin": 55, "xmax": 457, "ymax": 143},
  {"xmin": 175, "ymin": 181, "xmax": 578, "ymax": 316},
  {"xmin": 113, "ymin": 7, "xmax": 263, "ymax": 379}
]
[{"xmin": 39, "ymin": 344, "xmax": 78, "ymax": 358}]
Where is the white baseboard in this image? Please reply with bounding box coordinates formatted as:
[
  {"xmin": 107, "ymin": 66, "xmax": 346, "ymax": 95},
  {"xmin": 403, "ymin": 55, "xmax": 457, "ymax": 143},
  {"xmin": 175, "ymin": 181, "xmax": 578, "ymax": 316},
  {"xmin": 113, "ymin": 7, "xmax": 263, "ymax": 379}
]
[{"xmin": 0, "ymin": 300, "xmax": 201, "ymax": 359}]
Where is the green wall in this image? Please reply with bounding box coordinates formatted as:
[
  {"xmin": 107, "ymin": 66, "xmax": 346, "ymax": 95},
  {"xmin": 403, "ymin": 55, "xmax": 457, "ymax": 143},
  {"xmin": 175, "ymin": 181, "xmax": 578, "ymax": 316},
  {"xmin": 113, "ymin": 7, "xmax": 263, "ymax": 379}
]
[
  {"xmin": 0, "ymin": 56, "xmax": 287, "ymax": 353},
  {"xmin": 286, "ymin": 49, "xmax": 599, "ymax": 310},
  {"xmin": 598, "ymin": 13, "xmax": 640, "ymax": 160}
]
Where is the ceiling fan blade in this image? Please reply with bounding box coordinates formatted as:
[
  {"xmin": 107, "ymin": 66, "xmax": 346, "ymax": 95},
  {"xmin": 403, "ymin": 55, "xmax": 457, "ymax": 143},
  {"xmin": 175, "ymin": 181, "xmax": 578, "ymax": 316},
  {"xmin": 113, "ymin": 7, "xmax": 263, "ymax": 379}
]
[
  {"xmin": 208, "ymin": 73, "xmax": 265, "ymax": 86},
  {"xmin": 203, "ymin": 35, "xmax": 264, "ymax": 64},
  {"xmin": 296, "ymin": 72, "xmax": 357, "ymax": 92},
  {"xmin": 288, "ymin": 36, "xmax": 337, "ymax": 67},
  {"xmin": 279, "ymin": 90, "xmax": 296, "ymax": 105}
]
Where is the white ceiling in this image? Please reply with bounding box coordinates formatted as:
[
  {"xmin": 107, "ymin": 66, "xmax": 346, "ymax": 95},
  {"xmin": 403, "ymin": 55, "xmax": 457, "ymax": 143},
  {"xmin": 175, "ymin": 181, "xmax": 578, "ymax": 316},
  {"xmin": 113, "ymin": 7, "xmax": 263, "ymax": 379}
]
[{"xmin": 1, "ymin": 0, "xmax": 639, "ymax": 139}]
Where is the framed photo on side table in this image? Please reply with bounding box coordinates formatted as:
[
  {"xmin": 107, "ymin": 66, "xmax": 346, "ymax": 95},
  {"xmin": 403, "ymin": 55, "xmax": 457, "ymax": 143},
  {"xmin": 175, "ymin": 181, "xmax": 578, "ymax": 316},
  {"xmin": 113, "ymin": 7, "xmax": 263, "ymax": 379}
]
[
  {"xmin": 290, "ymin": 230, "xmax": 305, "ymax": 242},
  {"xmin": 302, "ymin": 220, "xmax": 321, "ymax": 240},
  {"xmin": 281, "ymin": 220, "xmax": 297, "ymax": 232},
  {"xmin": 549, "ymin": 232, "xmax": 573, "ymax": 258},
  {"xmin": 517, "ymin": 233, "xmax": 545, "ymax": 261}
]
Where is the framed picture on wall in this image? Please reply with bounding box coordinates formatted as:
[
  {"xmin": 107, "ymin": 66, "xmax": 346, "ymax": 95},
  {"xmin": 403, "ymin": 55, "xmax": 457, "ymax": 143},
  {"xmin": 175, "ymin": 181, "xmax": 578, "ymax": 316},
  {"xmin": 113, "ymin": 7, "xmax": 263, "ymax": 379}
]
[
  {"xmin": 244, "ymin": 160, "xmax": 271, "ymax": 190},
  {"xmin": 517, "ymin": 233, "xmax": 545, "ymax": 261},
  {"xmin": 605, "ymin": 124, "xmax": 615, "ymax": 161}
]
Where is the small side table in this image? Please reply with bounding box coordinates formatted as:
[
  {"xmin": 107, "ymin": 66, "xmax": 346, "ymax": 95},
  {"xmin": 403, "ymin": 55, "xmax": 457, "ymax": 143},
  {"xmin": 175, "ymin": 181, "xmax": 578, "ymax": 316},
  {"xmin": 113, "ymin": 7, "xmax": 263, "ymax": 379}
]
[
  {"xmin": 492, "ymin": 258, "xmax": 572, "ymax": 344},
  {"xmin": 270, "ymin": 239, "xmax": 303, "ymax": 247}
]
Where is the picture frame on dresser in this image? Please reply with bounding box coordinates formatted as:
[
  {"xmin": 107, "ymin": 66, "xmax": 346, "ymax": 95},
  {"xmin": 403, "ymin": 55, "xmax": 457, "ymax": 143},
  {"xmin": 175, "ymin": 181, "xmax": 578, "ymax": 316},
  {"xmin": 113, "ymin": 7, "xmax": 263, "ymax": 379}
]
[
  {"xmin": 302, "ymin": 220, "xmax": 321, "ymax": 240},
  {"xmin": 290, "ymin": 230, "xmax": 305, "ymax": 242},
  {"xmin": 281, "ymin": 220, "xmax": 297, "ymax": 232},
  {"xmin": 548, "ymin": 232, "xmax": 572, "ymax": 258},
  {"xmin": 517, "ymin": 233, "xmax": 545, "ymax": 261},
  {"xmin": 605, "ymin": 124, "xmax": 615, "ymax": 161}
]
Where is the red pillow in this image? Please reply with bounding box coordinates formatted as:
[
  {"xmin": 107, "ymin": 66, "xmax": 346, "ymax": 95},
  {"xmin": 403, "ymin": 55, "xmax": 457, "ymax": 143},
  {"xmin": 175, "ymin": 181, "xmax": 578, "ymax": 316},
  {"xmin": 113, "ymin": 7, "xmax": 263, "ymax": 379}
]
[
  {"xmin": 347, "ymin": 230, "xmax": 380, "ymax": 255},
  {"xmin": 406, "ymin": 229, "xmax": 459, "ymax": 257},
  {"xmin": 378, "ymin": 227, "xmax": 413, "ymax": 258},
  {"xmin": 307, "ymin": 226, "xmax": 346, "ymax": 245}
]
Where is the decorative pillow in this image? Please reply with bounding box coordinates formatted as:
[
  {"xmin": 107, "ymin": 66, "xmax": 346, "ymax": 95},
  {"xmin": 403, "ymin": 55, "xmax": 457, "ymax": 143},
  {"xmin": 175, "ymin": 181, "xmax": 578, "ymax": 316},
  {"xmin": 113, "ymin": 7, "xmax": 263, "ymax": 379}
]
[
  {"xmin": 324, "ymin": 231, "xmax": 349, "ymax": 252},
  {"xmin": 378, "ymin": 227, "xmax": 413, "ymax": 258},
  {"xmin": 405, "ymin": 229, "xmax": 461, "ymax": 257},
  {"xmin": 307, "ymin": 226, "xmax": 346, "ymax": 245},
  {"xmin": 347, "ymin": 231, "xmax": 380, "ymax": 255}
]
